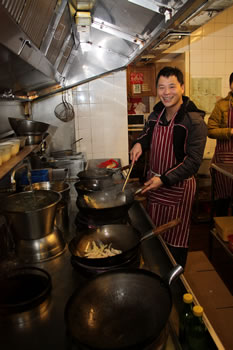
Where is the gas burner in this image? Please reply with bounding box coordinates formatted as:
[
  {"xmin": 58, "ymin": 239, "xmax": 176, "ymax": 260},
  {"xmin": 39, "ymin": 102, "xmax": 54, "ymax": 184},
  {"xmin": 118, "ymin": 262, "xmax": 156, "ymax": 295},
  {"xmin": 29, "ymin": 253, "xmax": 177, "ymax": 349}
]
[
  {"xmin": 75, "ymin": 212, "xmax": 131, "ymax": 231},
  {"xmin": 15, "ymin": 227, "xmax": 66, "ymax": 263}
]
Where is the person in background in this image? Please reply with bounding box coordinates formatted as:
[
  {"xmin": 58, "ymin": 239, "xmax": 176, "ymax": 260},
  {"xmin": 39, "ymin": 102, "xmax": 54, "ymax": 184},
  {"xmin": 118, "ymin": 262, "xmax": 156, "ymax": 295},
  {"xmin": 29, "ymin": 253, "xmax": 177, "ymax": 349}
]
[
  {"xmin": 130, "ymin": 66, "xmax": 207, "ymax": 268},
  {"xmin": 208, "ymin": 72, "xmax": 233, "ymax": 216}
]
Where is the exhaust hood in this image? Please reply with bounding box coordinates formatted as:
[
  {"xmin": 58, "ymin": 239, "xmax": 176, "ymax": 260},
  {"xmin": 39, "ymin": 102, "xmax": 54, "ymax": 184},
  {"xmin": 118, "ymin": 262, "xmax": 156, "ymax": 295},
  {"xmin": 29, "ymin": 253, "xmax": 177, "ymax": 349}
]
[{"xmin": 0, "ymin": 0, "xmax": 232, "ymax": 100}]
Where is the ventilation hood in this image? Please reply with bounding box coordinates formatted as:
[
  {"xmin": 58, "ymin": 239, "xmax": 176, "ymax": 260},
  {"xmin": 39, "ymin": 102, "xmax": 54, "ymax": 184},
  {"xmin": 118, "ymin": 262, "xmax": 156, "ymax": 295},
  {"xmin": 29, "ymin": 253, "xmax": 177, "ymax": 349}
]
[{"xmin": 0, "ymin": 0, "xmax": 232, "ymax": 100}]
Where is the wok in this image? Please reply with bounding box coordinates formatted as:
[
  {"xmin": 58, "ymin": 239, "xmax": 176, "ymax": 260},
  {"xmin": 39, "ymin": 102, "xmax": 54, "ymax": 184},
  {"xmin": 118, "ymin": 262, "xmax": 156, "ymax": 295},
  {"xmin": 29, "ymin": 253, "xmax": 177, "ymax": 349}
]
[
  {"xmin": 69, "ymin": 219, "xmax": 181, "ymax": 267},
  {"xmin": 74, "ymin": 178, "xmax": 115, "ymax": 195},
  {"xmin": 75, "ymin": 182, "xmax": 141, "ymax": 220},
  {"xmin": 65, "ymin": 265, "xmax": 183, "ymax": 350}
]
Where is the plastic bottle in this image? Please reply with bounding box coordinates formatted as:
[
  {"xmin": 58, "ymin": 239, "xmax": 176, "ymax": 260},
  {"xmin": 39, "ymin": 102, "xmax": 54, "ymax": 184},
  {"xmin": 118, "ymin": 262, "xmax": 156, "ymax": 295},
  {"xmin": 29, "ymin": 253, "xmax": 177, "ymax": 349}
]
[
  {"xmin": 187, "ymin": 305, "xmax": 207, "ymax": 350},
  {"xmin": 179, "ymin": 293, "xmax": 194, "ymax": 348}
]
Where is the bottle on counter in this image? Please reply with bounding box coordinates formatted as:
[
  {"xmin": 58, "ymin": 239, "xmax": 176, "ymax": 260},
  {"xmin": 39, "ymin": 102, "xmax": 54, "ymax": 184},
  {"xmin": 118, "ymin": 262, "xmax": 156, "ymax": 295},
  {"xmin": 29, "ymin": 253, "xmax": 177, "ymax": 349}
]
[
  {"xmin": 187, "ymin": 305, "xmax": 207, "ymax": 350},
  {"xmin": 179, "ymin": 293, "xmax": 194, "ymax": 348}
]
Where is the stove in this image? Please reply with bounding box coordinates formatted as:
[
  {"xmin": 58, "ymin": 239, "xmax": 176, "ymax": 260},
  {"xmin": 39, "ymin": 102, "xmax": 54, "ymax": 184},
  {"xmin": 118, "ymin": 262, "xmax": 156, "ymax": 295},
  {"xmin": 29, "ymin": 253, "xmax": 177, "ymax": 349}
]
[{"xmin": 75, "ymin": 211, "xmax": 131, "ymax": 231}]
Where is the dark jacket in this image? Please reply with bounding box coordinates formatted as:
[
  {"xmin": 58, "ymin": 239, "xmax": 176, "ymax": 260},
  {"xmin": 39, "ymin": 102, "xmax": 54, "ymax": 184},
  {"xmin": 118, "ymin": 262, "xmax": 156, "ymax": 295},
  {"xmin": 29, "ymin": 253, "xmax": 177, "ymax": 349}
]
[{"xmin": 135, "ymin": 96, "xmax": 207, "ymax": 186}]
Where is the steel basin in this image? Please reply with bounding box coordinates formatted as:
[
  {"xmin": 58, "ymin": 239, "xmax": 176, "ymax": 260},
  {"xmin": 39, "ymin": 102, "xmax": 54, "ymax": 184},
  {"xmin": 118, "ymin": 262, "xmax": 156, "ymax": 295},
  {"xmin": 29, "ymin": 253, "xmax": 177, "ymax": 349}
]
[{"xmin": 2, "ymin": 190, "xmax": 61, "ymax": 240}]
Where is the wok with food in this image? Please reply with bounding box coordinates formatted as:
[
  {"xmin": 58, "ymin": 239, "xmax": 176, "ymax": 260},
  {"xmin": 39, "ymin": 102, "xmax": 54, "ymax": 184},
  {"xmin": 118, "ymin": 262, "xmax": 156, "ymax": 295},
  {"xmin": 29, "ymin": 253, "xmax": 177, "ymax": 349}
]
[{"xmin": 69, "ymin": 219, "xmax": 181, "ymax": 267}]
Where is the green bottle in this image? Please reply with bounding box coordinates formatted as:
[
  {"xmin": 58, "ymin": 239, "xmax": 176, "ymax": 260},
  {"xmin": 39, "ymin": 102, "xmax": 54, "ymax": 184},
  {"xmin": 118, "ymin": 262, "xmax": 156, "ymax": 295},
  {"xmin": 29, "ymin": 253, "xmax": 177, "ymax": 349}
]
[
  {"xmin": 179, "ymin": 293, "xmax": 194, "ymax": 348},
  {"xmin": 187, "ymin": 305, "xmax": 207, "ymax": 350}
]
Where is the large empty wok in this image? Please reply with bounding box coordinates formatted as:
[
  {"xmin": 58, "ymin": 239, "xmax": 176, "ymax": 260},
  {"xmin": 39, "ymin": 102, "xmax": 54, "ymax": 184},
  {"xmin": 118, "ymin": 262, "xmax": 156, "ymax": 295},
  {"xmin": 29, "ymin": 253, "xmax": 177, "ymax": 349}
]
[
  {"xmin": 69, "ymin": 219, "xmax": 181, "ymax": 267},
  {"xmin": 65, "ymin": 265, "xmax": 183, "ymax": 350}
]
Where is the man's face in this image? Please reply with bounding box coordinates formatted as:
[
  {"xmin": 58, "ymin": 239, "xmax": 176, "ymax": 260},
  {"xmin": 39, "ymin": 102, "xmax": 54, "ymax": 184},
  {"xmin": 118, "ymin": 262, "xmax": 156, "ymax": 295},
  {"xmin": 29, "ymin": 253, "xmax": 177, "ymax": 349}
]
[{"xmin": 157, "ymin": 75, "xmax": 184, "ymax": 110}]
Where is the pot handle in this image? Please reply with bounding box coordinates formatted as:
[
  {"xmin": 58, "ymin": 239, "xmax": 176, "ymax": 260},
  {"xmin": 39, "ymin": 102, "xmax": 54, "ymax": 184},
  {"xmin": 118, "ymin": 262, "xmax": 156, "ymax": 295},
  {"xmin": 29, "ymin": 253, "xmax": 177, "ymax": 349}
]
[
  {"xmin": 141, "ymin": 218, "xmax": 181, "ymax": 242},
  {"xmin": 164, "ymin": 265, "xmax": 184, "ymax": 286}
]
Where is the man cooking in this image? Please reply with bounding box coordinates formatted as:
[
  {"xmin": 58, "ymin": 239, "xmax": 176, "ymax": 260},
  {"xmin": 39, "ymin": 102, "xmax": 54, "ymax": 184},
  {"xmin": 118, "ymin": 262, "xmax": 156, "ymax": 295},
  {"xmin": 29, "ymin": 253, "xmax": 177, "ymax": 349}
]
[{"xmin": 130, "ymin": 66, "xmax": 207, "ymax": 268}]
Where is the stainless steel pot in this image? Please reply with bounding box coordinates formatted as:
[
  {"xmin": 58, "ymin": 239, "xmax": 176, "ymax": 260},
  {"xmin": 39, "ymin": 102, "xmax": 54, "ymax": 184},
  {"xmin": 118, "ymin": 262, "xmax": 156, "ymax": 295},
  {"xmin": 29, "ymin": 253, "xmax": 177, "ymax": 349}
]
[{"xmin": 2, "ymin": 190, "xmax": 61, "ymax": 240}]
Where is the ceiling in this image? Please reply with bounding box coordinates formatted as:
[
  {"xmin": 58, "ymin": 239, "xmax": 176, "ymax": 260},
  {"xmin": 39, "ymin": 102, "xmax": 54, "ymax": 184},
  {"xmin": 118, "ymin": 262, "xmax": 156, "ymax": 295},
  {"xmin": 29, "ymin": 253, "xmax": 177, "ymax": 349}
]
[{"xmin": 0, "ymin": 0, "xmax": 232, "ymax": 100}]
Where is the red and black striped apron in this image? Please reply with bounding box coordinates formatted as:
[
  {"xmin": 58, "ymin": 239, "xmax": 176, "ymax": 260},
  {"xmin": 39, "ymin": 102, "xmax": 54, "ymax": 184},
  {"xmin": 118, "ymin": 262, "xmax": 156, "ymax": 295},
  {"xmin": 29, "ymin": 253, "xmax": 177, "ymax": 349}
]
[
  {"xmin": 211, "ymin": 102, "xmax": 233, "ymax": 199},
  {"xmin": 147, "ymin": 109, "xmax": 196, "ymax": 248}
]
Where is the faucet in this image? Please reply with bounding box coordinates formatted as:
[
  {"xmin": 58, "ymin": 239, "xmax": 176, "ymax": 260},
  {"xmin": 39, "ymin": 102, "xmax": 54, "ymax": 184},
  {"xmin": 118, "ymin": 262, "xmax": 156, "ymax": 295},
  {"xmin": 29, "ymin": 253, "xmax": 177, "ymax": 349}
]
[{"xmin": 11, "ymin": 160, "xmax": 32, "ymax": 191}]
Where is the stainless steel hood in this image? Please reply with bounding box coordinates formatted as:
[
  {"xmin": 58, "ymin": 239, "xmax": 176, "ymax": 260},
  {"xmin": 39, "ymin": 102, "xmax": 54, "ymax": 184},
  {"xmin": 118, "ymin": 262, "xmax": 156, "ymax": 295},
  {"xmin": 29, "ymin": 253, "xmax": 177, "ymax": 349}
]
[{"xmin": 0, "ymin": 0, "xmax": 232, "ymax": 99}]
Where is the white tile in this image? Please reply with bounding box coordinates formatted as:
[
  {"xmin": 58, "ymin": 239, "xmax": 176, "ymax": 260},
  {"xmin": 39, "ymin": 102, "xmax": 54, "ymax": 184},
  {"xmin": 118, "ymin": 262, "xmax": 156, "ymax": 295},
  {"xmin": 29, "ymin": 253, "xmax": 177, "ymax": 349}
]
[
  {"xmin": 78, "ymin": 116, "xmax": 91, "ymax": 130},
  {"xmin": 89, "ymin": 90, "xmax": 104, "ymax": 104},
  {"xmin": 215, "ymin": 10, "xmax": 227, "ymax": 24},
  {"xmin": 226, "ymin": 23, "xmax": 233, "ymax": 36},
  {"xmin": 190, "ymin": 50, "xmax": 202, "ymax": 63},
  {"xmin": 73, "ymin": 91, "xmax": 90, "ymax": 104},
  {"xmin": 202, "ymin": 62, "xmax": 214, "ymax": 75},
  {"xmin": 214, "ymin": 50, "xmax": 226, "ymax": 63},
  {"xmin": 213, "ymin": 62, "xmax": 226, "ymax": 76},
  {"xmin": 202, "ymin": 36, "xmax": 214, "ymax": 50},
  {"xmin": 76, "ymin": 104, "xmax": 90, "ymax": 118},
  {"xmin": 202, "ymin": 50, "xmax": 214, "ymax": 63},
  {"xmin": 90, "ymin": 104, "xmax": 104, "ymax": 118},
  {"xmin": 214, "ymin": 23, "xmax": 228, "ymax": 37},
  {"xmin": 214, "ymin": 37, "xmax": 226, "ymax": 50},
  {"xmin": 203, "ymin": 22, "xmax": 215, "ymax": 37},
  {"xmin": 190, "ymin": 62, "xmax": 202, "ymax": 76},
  {"xmin": 190, "ymin": 36, "xmax": 203, "ymax": 50},
  {"xmin": 226, "ymin": 36, "xmax": 233, "ymax": 49},
  {"xmin": 75, "ymin": 83, "xmax": 89, "ymax": 91}
]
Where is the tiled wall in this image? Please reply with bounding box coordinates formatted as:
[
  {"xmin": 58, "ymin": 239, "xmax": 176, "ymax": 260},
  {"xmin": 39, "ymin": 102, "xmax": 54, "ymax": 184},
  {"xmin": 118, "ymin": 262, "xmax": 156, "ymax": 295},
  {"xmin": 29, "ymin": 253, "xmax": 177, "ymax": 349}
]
[
  {"xmin": 72, "ymin": 70, "xmax": 129, "ymax": 165},
  {"xmin": 165, "ymin": 4, "xmax": 233, "ymax": 159}
]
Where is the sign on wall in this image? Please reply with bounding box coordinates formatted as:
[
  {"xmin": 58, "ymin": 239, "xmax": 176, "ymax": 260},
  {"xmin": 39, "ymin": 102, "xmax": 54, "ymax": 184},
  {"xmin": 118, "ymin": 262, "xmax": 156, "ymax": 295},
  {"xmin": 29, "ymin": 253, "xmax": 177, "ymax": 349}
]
[{"xmin": 190, "ymin": 78, "xmax": 222, "ymax": 114}]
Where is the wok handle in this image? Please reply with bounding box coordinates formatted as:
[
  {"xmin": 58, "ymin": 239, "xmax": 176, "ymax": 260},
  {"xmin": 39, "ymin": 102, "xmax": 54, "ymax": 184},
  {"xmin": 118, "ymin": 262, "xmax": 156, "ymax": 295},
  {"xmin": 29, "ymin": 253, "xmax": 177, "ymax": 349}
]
[{"xmin": 141, "ymin": 218, "xmax": 181, "ymax": 242}]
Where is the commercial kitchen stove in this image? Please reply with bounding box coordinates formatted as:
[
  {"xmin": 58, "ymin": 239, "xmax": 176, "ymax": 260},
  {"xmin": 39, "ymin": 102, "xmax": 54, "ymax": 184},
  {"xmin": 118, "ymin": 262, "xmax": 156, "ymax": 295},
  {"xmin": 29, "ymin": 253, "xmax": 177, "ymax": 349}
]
[{"xmin": 0, "ymin": 192, "xmax": 220, "ymax": 350}]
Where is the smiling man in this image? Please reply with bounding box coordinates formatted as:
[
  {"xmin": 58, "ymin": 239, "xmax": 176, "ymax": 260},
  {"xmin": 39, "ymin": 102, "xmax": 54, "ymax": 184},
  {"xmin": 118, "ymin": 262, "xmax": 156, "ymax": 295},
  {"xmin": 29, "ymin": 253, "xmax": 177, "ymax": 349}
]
[{"xmin": 130, "ymin": 66, "xmax": 207, "ymax": 268}]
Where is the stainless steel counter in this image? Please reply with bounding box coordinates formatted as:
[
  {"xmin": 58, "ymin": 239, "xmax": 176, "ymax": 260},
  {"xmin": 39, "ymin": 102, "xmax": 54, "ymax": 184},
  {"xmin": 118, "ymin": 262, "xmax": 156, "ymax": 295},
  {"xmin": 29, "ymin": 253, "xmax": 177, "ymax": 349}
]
[{"xmin": 0, "ymin": 188, "xmax": 220, "ymax": 350}]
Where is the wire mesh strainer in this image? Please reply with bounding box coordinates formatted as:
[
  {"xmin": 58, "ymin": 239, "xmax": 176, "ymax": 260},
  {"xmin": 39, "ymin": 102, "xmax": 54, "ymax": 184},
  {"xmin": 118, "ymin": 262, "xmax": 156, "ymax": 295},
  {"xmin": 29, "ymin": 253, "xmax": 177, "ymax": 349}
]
[{"xmin": 54, "ymin": 90, "xmax": 74, "ymax": 122}]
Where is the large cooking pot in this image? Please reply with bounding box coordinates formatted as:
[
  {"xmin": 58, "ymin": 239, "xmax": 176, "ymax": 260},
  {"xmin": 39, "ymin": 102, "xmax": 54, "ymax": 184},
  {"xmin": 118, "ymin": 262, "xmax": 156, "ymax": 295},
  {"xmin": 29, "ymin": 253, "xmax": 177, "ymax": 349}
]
[
  {"xmin": 2, "ymin": 190, "xmax": 61, "ymax": 240},
  {"xmin": 25, "ymin": 181, "xmax": 70, "ymax": 206},
  {"xmin": 69, "ymin": 220, "xmax": 181, "ymax": 267},
  {"xmin": 65, "ymin": 265, "xmax": 183, "ymax": 350},
  {"xmin": 76, "ymin": 182, "xmax": 141, "ymax": 220}
]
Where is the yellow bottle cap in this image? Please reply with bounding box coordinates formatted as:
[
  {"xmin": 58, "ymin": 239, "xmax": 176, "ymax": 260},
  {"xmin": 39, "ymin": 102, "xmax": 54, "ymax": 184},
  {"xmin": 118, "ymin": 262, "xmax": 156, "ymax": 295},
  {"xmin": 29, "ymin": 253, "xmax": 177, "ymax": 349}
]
[
  {"xmin": 183, "ymin": 293, "xmax": 193, "ymax": 304},
  {"xmin": 193, "ymin": 305, "xmax": 203, "ymax": 317}
]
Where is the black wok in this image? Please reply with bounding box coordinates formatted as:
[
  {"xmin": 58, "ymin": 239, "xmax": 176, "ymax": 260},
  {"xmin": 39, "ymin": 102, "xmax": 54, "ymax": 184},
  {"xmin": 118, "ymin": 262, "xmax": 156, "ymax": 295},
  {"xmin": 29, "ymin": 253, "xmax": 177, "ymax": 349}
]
[
  {"xmin": 74, "ymin": 177, "xmax": 115, "ymax": 195},
  {"xmin": 75, "ymin": 182, "xmax": 141, "ymax": 220},
  {"xmin": 69, "ymin": 219, "xmax": 181, "ymax": 267},
  {"xmin": 65, "ymin": 265, "xmax": 183, "ymax": 350}
]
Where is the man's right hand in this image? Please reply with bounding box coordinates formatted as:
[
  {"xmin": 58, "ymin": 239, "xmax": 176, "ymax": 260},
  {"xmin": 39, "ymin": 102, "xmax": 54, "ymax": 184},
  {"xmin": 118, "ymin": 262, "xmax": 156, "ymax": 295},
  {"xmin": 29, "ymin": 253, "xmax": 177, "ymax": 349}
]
[{"xmin": 130, "ymin": 143, "xmax": 142, "ymax": 164}]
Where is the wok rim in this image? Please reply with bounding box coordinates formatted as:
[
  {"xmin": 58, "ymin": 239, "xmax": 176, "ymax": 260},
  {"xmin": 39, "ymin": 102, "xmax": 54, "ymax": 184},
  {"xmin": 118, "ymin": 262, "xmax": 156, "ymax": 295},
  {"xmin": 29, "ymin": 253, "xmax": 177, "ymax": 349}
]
[{"xmin": 65, "ymin": 268, "xmax": 172, "ymax": 350}]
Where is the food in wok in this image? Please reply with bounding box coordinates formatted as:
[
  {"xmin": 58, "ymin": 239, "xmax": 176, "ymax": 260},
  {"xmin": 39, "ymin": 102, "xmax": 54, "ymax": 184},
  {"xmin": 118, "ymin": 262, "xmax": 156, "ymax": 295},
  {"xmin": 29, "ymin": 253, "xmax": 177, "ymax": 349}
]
[{"xmin": 84, "ymin": 241, "xmax": 122, "ymax": 258}]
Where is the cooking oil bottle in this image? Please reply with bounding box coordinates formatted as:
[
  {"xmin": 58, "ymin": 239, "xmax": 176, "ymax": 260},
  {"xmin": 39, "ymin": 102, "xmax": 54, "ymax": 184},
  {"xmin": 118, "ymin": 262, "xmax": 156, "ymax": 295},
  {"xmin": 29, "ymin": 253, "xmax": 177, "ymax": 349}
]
[
  {"xmin": 179, "ymin": 293, "xmax": 194, "ymax": 348},
  {"xmin": 187, "ymin": 305, "xmax": 207, "ymax": 349}
]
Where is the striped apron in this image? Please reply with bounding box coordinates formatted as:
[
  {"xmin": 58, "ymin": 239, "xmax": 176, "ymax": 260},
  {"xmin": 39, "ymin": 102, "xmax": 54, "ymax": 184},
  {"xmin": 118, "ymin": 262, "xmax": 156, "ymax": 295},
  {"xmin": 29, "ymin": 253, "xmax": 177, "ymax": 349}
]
[
  {"xmin": 147, "ymin": 109, "xmax": 196, "ymax": 248},
  {"xmin": 211, "ymin": 102, "xmax": 233, "ymax": 199}
]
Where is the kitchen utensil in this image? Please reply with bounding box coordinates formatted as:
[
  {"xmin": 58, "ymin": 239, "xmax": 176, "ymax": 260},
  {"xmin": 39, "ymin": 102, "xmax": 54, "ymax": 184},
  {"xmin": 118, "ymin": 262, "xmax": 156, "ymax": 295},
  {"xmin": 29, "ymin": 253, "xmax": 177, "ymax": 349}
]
[
  {"xmin": 75, "ymin": 182, "xmax": 140, "ymax": 221},
  {"xmin": 54, "ymin": 90, "xmax": 74, "ymax": 122},
  {"xmin": 117, "ymin": 162, "xmax": 134, "ymax": 203},
  {"xmin": 24, "ymin": 181, "xmax": 70, "ymax": 205},
  {"xmin": 2, "ymin": 190, "xmax": 62, "ymax": 240},
  {"xmin": 8, "ymin": 117, "xmax": 50, "ymax": 135},
  {"xmin": 65, "ymin": 265, "xmax": 183, "ymax": 349},
  {"xmin": 69, "ymin": 219, "xmax": 181, "ymax": 267},
  {"xmin": 74, "ymin": 178, "xmax": 115, "ymax": 196}
]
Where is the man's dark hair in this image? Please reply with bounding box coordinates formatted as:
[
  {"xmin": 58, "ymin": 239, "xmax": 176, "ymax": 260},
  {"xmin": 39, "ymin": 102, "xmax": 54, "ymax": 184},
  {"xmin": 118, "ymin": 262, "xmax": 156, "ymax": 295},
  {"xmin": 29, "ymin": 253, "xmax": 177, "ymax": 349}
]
[
  {"xmin": 156, "ymin": 66, "xmax": 184, "ymax": 86},
  {"xmin": 230, "ymin": 72, "xmax": 233, "ymax": 86}
]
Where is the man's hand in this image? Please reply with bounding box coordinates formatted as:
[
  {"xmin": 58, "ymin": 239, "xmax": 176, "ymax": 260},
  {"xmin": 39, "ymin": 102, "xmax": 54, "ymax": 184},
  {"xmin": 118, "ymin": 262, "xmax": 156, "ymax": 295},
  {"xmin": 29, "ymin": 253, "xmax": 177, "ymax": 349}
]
[
  {"xmin": 141, "ymin": 176, "xmax": 163, "ymax": 194},
  {"xmin": 130, "ymin": 143, "xmax": 142, "ymax": 164}
]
